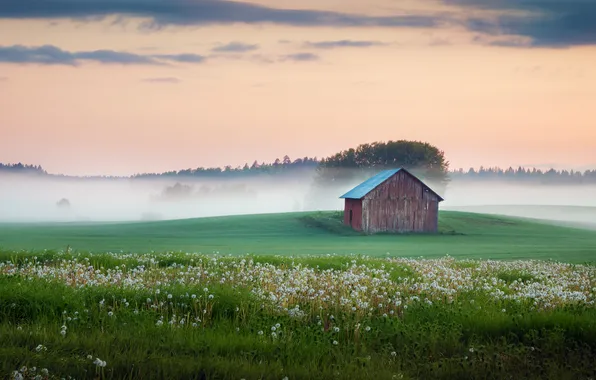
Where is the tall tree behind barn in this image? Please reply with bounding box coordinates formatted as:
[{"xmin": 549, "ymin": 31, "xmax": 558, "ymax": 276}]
[{"xmin": 340, "ymin": 168, "xmax": 444, "ymax": 234}]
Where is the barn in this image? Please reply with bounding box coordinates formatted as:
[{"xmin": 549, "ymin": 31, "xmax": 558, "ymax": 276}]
[{"xmin": 339, "ymin": 168, "xmax": 444, "ymax": 234}]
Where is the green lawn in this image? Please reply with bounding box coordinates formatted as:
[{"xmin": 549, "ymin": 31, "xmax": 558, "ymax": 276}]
[{"xmin": 1, "ymin": 211, "xmax": 595, "ymax": 263}]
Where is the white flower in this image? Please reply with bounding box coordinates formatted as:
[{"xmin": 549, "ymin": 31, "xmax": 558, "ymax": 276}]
[
  {"xmin": 35, "ymin": 344, "xmax": 46, "ymax": 352},
  {"xmin": 107, "ymin": 311, "xmax": 114, "ymax": 317},
  {"xmin": 365, "ymin": 326, "xmax": 371, "ymax": 332},
  {"xmin": 208, "ymin": 294, "xmax": 214, "ymax": 299},
  {"xmin": 93, "ymin": 358, "xmax": 107, "ymax": 367},
  {"xmin": 167, "ymin": 294, "xmax": 173, "ymax": 299},
  {"xmin": 333, "ymin": 340, "xmax": 338, "ymax": 345},
  {"xmin": 258, "ymin": 330, "xmax": 264, "ymax": 335},
  {"xmin": 391, "ymin": 351, "xmax": 397, "ymax": 356},
  {"xmin": 469, "ymin": 347, "xmax": 474, "ymax": 353}
]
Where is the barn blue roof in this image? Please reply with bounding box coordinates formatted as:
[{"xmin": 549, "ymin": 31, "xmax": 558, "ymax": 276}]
[
  {"xmin": 339, "ymin": 168, "xmax": 444, "ymax": 201},
  {"xmin": 339, "ymin": 169, "xmax": 402, "ymax": 199}
]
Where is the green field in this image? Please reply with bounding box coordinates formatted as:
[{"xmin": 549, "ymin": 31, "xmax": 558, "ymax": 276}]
[
  {"xmin": 1, "ymin": 211, "xmax": 596, "ymax": 263},
  {"xmin": 2, "ymin": 211, "xmax": 596, "ymax": 379}
]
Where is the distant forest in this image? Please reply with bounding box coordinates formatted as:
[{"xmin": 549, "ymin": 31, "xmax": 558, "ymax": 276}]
[{"xmin": 2, "ymin": 152, "xmax": 596, "ymax": 185}]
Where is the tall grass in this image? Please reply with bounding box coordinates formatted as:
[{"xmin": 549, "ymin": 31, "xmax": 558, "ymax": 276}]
[{"xmin": 1, "ymin": 251, "xmax": 595, "ymax": 379}]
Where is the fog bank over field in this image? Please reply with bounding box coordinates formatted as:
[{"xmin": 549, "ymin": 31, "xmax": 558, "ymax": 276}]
[
  {"xmin": 0, "ymin": 174, "xmax": 315, "ymax": 223},
  {"xmin": 441, "ymin": 181, "xmax": 596, "ymax": 229},
  {"xmin": 1, "ymin": 174, "xmax": 595, "ymax": 228}
]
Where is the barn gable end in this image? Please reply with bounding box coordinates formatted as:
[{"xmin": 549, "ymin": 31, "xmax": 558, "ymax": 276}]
[{"xmin": 339, "ymin": 168, "xmax": 443, "ymax": 234}]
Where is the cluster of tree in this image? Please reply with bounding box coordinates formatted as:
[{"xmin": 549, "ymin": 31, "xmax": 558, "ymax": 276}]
[
  {"xmin": 0, "ymin": 163, "xmax": 46, "ymax": 175},
  {"xmin": 450, "ymin": 167, "xmax": 596, "ymax": 184},
  {"xmin": 314, "ymin": 140, "xmax": 450, "ymax": 186},
  {"xmin": 134, "ymin": 156, "xmax": 319, "ymax": 179},
  {"xmin": 305, "ymin": 140, "xmax": 450, "ymax": 208}
]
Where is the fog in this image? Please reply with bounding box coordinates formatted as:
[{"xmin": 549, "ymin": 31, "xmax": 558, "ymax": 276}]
[
  {"xmin": 0, "ymin": 174, "xmax": 314, "ymax": 223},
  {"xmin": 441, "ymin": 181, "xmax": 596, "ymax": 229},
  {"xmin": 1, "ymin": 174, "xmax": 595, "ymax": 229}
]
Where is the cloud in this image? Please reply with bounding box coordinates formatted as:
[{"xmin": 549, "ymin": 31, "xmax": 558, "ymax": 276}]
[
  {"xmin": 142, "ymin": 77, "xmax": 181, "ymax": 84},
  {"xmin": 428, "ymin": 37, "xmax": 451, "ymax": 46},
  {"xmin": 0, "ymin": 76, "xmax": 7, "ymax": 81},
  {"xmin": 442, "ymin": 0, "xmax": 596, "ymax": 47},
  {"xmin": 303, "ymin": 40, "xmax": 386, "ymax": 49},
  {"xmin": 0, "ymin": 0, "xmax": 442, "ymax": 29},
  {"xmin": 76, "ymin": 49, "xmax": 158, "ymax": 64},
  {"xmin": 153, "ymin": 53, "xmax": 206, "ymax": 63},
  {"xmin": 212, "ymin": 42, "xmax": 259, "ymax": 53},
  {"xmin": 280, "ymin": 53, "xmax": 319, "ymax": 62},
  {"xmin": 0, "ymin": 45, "xmax": 206, "ymax": 66}
]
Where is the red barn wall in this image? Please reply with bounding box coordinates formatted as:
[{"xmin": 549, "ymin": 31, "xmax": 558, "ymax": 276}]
[
  {"xmin": 361, "ymin": 171, "xmax": 440, "ymax": 234},
  {"xmin": 343, "ymin": 198, "xmax": 363, "ymax": 231}
]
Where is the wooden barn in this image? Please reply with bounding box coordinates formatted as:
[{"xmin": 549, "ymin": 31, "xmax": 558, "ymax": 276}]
[{"xmin": 339, "ymin": 168, "xmax": 444, "ymax": 234}]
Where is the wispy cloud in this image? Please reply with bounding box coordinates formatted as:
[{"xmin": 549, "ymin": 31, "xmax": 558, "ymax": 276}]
[
  {"xmin": 0, "ymin": 45, "xmax": 206, "ymax": 66},
  {"xmin": 153, "ymin": 53, "xmax": 206, "ymax": 63},
  {"xmin": 212, "ymin": 42, "xmax": 259, "ymax": 53},
  {"xmin": 1, "ymin": 0, "xmax": 593, "ymax": 48},
  {"xmin": 142, "ymin": 77, "xmax": 181, "ymax": 84},
  {"xmin": 428, "ymin": 37, "xmax": 451, "ymax": 46},
  {"xmin": 0, "ymin": 0, "xmax": 442, "ymax": 29},
  {"xmin": 280, "ymin": 53, "xmax": 319, "ymax": 62},
  {"xmin": 304, "ymin": 40, "xmax": 387, "ymax": 49},
  {"xmin": 443, "ymin": 0, "xmax": 596, "ymax": 47}
]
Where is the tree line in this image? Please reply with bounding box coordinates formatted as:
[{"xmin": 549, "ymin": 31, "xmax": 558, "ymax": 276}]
[
  {"xmin": 451, "ymin": 166, "xmax": 596, "ymax": 184},
  {"xmin": 0, "ymin": 163, "xmax": 46, "ymax": 174},
  {"xmin": 2, "ymin": 141, "xmax": 595, "ymax": 185},
  {"xmin": 133, "ymin": 156, "xmax": 320, "ymax": 179}
]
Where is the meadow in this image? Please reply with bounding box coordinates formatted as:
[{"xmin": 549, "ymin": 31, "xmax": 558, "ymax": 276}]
[
  {"xmin": 1, "ymin": 211, "xmax": 596, "ymax": 379},
  {"xmin": 1, "ymin": 211, "xmax": 596, "ymax": 262}
]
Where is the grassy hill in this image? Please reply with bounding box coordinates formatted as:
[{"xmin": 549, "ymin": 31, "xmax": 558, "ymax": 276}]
[
  {"xmin": 443, "ymin": 205, "xmax": 596, "ymax": 230},
  {"xmin": 1, "ymin": 211, "xmax": 595, "ymax": 262}
]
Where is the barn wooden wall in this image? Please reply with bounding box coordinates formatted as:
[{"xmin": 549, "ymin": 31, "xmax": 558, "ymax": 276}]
[
  {"xmin": 343, "ymin": 198, "xmax": 363, "ymax": 231},
  {"xmin": 361, "ymin": 171, "xmax": 440, "ymax": 233}
]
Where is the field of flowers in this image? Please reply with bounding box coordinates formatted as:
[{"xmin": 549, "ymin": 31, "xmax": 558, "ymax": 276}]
[{"xmin": 1, "ymin": 250, "xmax": 595, "ymax": 379}]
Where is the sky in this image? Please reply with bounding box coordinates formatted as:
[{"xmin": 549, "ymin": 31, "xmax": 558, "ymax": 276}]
[{"xmin": 0, "ymin": 0, "xmax": 595, "ymax": 176}]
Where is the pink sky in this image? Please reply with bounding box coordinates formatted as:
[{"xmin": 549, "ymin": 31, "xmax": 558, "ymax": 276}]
[{"xmin": 0, "ymin": 0, "xmax": 595, "ymax": 176}]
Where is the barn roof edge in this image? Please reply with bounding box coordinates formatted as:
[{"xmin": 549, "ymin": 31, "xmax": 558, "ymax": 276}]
[{"xmin": 339, "ymin": 168, "xmax": 444, "ymax": 201}]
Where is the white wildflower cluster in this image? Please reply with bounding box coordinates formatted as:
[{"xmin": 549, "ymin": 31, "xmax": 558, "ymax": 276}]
[
  {"xmin": 1, "ymin": 253, "xmax": 594, "ymax": 320},
  {"xmin": 35, "ymin": 344, "xmax": 47, "ymax": 353},
  {"xmin": 10, "ymin": 366, "xmax": 50, "ymax": 380}
]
